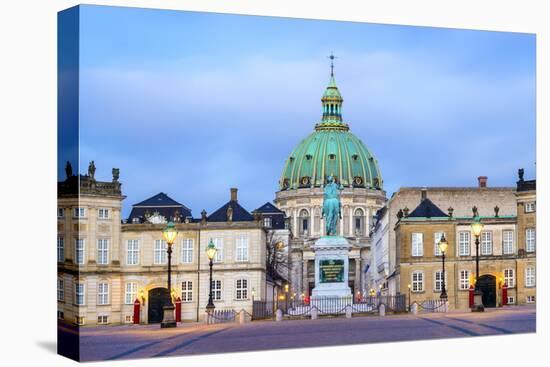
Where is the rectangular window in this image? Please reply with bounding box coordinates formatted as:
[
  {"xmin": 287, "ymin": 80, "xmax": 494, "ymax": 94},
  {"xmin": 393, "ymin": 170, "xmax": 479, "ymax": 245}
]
[
  {"xmin": 75, "ymin": 239, "xmax": 85, "ymax": 265},
  {"xmin": 236, "ymin": 279, "xmax": 248, "ymax": 300},
  {"xmin": 264, "ymin": 217, "xmax": 272, "ymax": 228},
  {"xmin": 504, "ymin": 268, "xmax": 515, "ymax": 288},
  {"xmin": 458, "ymin": 231, "xmax": 471, "ymax": 256},
  {"xmin": 525, "ymin": 202, "xmax": 536, "ymax": 213},
  {"xmin": 154, "ymin": 240, "xmax": 167, "ymax": 264},
  {"xmin": 507, "ymin": 296, "xmax": 515, "ymax": 304},
  {"xmin": 526, "ymin": 295, "xmax": 536, "ymax": 303},
  {"xmin": 411, "ymin": 271, "xmax": 424, "ymax": 292},
  {"xmin": 525, "ymin": 267, "xmax": 535, "ymax": 287},
  {"xmin": 212, "ymin": 280, "xmax": 222, "ymax": 301},
  {"xmin": 434, "ymin": 271, "xmax": 446, "ymax": 291},
  {"xmin": 75, "ymin": 283, "xmax": 85, "ymax": 305},
  {"xmin": 181, "ymin": 239, "xmax": 193, "ymax": 264},
  {"xmin": 125, "ymin": 282, "xmax": 137, "ymax": 304},
  {"xmin": 97, "ymin": 315, "xmax": 108, "ymax": 324},
  {"xmin": 181, "ymin": 281, "xmax": 193, "ymax": 302},
  {"xmin": 97, "ymin": 239, "xmax": 109, "ymax": 265},
  {"xmin": 57, "ymin": 279, "xmax": 64, "ymax": 301},
  {"xmin": 434, "ymin": 232, "xmax": 445, "ymax": 256},
  {"xmin": 98, "ymin": 283, "xmax": 109, "ymax": 305},
  {"xmin": 75, "ymin": 316, "xmax": 85, "ymax": 325},
  {"xmin": 127, "ymin": 240, "xmax": 139, "ymax": 265},
  {"xmin": 58, "ymin": 208, "xmax": 64, "ymax": 218},
  {"xmin": 97, "ymin": 208, "xmax": 110, "ymax": 219},
  {"xmin": 502, "ymin": 230, "xmax": 514, "ymax": 255},
  {"xmin": 481, "ymin": 231, "xmax": 493, "ymax": 255},
  {"xmin": 57, "ymin": 311, "xmax": 64, "ymax": 320},
  {"xmin": 459, "ymin": 270, "xmax": 470, "ymax": 290},
  {"xmin": 124, "ymin": 315, "xmax": 134, "ymax": 323},
  {"xmin": 57, "ymin": 236, "xmax": 64, "ymax": 262},
  {"xmin": 236, "ymin": 236, "xmax": 249, "ymax": 262},
  {"xmin": 212, "ymin": 238, "xmax": 224, "ymax": 263},
  {"xmin": 526, "ymin": 228, "xmax": 536, "ymax": 252},
  {"xmin": 411, "ymin": 233, "xmax": 423, "ymax": 257},
  {"xmin": 73, "ymin": 207, "xmax": 86, "ymax": 218}
]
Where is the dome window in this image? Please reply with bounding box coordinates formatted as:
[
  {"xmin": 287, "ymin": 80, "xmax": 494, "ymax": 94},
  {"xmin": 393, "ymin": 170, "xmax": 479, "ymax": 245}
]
[
  {"xmin": 329, "ymin": 154, "xmax": 336, "ymax": 160},
  {"xmin": 353, "ymin": 176, "xmax": 364, "ymax": 187},
  {"xmin": 305, "ymin": 154, "xmax": 312, "ymax": 160},
  {"xmin": 300, "ymin": 176, "xmax": 311, "ymax": 187},
  {"xmin": 352, "ymin": 154, "xmax": 359, "ymax": 161}
]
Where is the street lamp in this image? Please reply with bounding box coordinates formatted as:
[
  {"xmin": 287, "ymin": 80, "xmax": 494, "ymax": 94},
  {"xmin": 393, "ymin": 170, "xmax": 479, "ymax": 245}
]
[
  {"xmin": 206, "ymin": 239, "xmax": 218, "ymax": 315},
  {"xmin": 407, "ymin": 284, "xmax": 412, "ymax": 311},
  {"xmin": 161, "ymin": 221, "xmax": 178, "ymax": 328},
  {"xmin": 438, "ymin": 234, "xmax": 448, "ymax": 300},
  {"xmin": 471, "ymin": 217, "xmax": 485, "ymax": 312}
]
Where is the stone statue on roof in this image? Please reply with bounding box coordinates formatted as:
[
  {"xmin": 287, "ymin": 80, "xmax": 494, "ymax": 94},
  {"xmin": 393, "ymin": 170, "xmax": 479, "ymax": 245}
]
[
  {"xmin": 88, "ymin": 161, "xmax": 96, "ymax": 179},
  {"xmin": 65, "ymin": 161, "xmax": 73, "ymax": 179}
]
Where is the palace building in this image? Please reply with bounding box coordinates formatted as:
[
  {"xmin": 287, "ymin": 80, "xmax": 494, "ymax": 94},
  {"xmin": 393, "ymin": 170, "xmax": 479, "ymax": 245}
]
[{"xmin": 274, "ymin": 66, "xmax": 385, "ymax": 298}]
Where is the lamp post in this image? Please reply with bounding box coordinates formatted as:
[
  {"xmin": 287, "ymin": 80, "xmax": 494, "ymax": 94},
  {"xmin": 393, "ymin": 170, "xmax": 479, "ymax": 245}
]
[
  {"xmin": 205, "ymin": 239, "xmax": 218, "ymax": 318},
  {"xmin": 438, "ymin": 234, "xmax": 448, "ymax": 300},
  {"xmin": 471, "ymin": 218, "xmax": 485, "ymax": 312},
  {"xmin": 161, "ymin": 222, "xmax": 178, "ymax": 328},
  {"xmin": 407, "ymin": 284, "xmax": 411, "ymax": 311}
]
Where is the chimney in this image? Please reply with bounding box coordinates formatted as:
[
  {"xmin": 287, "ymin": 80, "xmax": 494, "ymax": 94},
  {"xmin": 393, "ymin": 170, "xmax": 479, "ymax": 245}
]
[
  {"xmin": 420, "ymin": 188, "xmax": 427, "ymax": 201},
  {"xmin": 478, "ymin": 176, "xmax": 488, "ymax": 188},
  {"xmin": 230, "ymin": 187, "xmax": 238, "ymax": 202}
]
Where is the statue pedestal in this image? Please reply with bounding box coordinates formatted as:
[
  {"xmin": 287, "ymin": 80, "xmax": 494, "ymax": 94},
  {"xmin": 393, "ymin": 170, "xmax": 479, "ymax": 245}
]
[{"xmin": 311, "ymin": 236, "xmax": 352, "ymax": 298}]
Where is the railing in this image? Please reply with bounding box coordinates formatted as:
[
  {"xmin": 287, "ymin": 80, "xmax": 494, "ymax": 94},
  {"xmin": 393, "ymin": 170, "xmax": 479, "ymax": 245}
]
[
  {"xmin": 252, "ymin": 301, "xmax": 275, "ymax": 320},
  {"xmin": 281, "ymin": 295, "xmax": 407, "ymax": 317},
  {"xmin": 414, "ymin": 299, "xmax": 448, "ymax": 313},
  {"xmin": 207, "ymin": 309, "xmax": 237, "ymax": 324}
]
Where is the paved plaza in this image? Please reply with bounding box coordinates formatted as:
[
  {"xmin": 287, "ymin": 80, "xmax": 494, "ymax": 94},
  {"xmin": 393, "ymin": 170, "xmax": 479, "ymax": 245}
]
[{"xmin": 65, "ymin": 306, "xmax": 535, "ymax": 362}]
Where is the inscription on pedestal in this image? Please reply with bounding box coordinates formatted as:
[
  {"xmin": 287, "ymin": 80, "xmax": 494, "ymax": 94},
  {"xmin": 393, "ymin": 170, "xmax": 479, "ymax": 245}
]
[{"xmin": 319, "ymin": 259, "xmax": 344, "ymax": 283}]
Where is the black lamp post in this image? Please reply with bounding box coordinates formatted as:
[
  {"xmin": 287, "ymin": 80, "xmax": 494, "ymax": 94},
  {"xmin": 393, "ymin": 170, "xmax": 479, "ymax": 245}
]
[
  {"xmin": 205, "ymin": 239, "xmax": 217, "ymax": 319},
  {"xmin": 407, "ymin": 284, "xmax": 411, "ymax": 311},
  {"xmin": 161, "ymin": 222, "xmax": 178, "ymax": 328},
  {"xmin": 438, "ymin": 234, "xmax": 448, "ymax": 300},
  {"xmin": 471, "ymin": 218, "xmax": 485, "ymax": 312}
]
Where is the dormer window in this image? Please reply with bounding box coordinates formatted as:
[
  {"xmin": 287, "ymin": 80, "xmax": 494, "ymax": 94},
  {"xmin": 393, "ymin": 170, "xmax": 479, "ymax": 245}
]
[
  {"xmin": 352, "ymin": 154, "xmax": 358, "ymax": 161},
  {"xmin": 132, "ymin": 217, "xmax": 140, "ymax": 224},
  {"xmin": 329, "ymin": 154, "xmax": 336, "ymax": 160},
  {"xmin": 305, "ymin": 154, "xmax": 312, "ymax": 160}
]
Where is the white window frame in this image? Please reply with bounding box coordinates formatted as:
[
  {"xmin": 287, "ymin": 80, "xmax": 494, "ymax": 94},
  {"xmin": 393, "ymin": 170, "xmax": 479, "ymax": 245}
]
[
  {"xmin": 127, "ymin": 240, "xmax": 139, "ymax": 265},
  {"xmin": 411, "ymin": 233, "xmax": 423, "ymax": 257},
  {"xmin": 98, "ymin": 282, "xmax": 109, "ymax": 305},
  {"xmin": 525, "ymin": 267, "xmax": 535, "ymax": 287},
  {"xmin": 181, "ymin": 281, "xmax": 193, "ymax": 302},
  {"xmin": 481, "ymin": 231, "xmax": 493, "ymax": 255},
  {"xmin": 504, "ymin": 268, "xmax": 515, "ymax": 288},
  {"xmin": 75, "ymin": 283, "xmax": 85, "ymax": 306},
  {"xmin": 181, "ymin": 239, "xmax": 193, "ymax": 264},
  {"xmin": 75, "ymin": 239, "xmax": 85, "ymax": 265},
  {"xmin": 263, "ymin": 217, "xmax": 272, "ymax": 228},
  {"xmin": 434, "ymin": 232, "xmax": 445, "ymax": 256},
  {"xmin": 73, "ymin": 207, "xmax": 86, "ymax": 218},
  {"xmin": 212, "ymin": 279, "xmax": 222, "ymax": 301},
  {"xmin": 97, "ymin": 315, "xmax": 109, "ymax": 324},
  {"xmin": 459, "ymin": 270, "xmax": 470, "ymax": 290},
  {"xmin": 236, "ymin": 235, "xmax": 249, "ymax": 262},
  {"xmin": 236, "ymin": 279, "xmax": 248, "ymax": 300},
  {"xmin": 525, "ymin": 202, "xmax": 536, "ymax": 213},
  {"xmin": 125, "ymin": 282, "xmax": 137, "ymax": 304},
  {"xmin": 507, "ymin": 296, "xmax": 515, "ymax": 304},
  {"xmin": 57, "ymin": 278, "xmax": 64, "ymax": 301},
  {"xmin": 212, "ymin": 238, "xmax": 224, "ymax": 263},
  {"xmin": 97, "ymin": 208, "xmax": 110, "ymax": 219},
  {"xmin": 458, "ymin": 231, "xmax": 470, "ymax": 256},
  {"xmin": 411, "ymin": 271, "xmax": 424, "ymax": 292},
  {"xmin": 154, "ymin": 240, "xmax": 167, "ymax": 264},
  {"xmin": 526, "ymin": 228, "xmax": 536, "ymax": 252},
  {"xmin": 526, "ymin": 295, "xmax": 536, "ymax": 303},
  {"xmin": 58, "ymin": 208, "xmax": 65, "ymax": 218},
  {"xmin": 434, "ymin": 271, "xmax": 447, "ymax": 292},
  {"xmin": 57, "ymin": 236, "xmax": 65, "ymax": 262},
  {"xmin": 97, "ymin": 239, "xmax": 109, "ymax": 265},
  {"xmin": 502, "ymin": 230, "xmax": 514, "ymax": 255}
]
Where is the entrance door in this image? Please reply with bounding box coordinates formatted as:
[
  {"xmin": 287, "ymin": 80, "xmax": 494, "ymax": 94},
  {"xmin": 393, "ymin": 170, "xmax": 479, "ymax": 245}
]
[
  {"xmin": 148, "ymin": 287, "xmax": 170, "ymax": 324},
  {"xmin": 478, "ymin": 275, "xmax": 496, "ymax": 308}
]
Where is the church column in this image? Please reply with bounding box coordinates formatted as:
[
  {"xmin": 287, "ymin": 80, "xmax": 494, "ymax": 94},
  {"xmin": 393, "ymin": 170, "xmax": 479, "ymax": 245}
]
[
  {"xmin": 365, "ymin": 207, "xmax": 370, "ymax": 236},
  {"xmin": 355, "ymin": 256, "xmax": 362, "ymax": 295},
  {"xmin": 293, "ymin": 208, "xmax": 298, "ymax": 237},
  {"xmin": 349, "ymin": 207, "xmax": 354, "ymax": 236},
  {"xmin": 310, "ymin": 207, "xmax": 314, "ymax": 237}
]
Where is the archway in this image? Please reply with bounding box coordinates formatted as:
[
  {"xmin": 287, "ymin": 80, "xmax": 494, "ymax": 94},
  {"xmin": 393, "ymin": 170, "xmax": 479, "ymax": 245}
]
[
  {"xmin": 478, "ymin": 275, "xmax": 496, "ymax": 308},
  {"xmin": 148, "ymin": 287, "xmax": 170, "ymax": 324}
]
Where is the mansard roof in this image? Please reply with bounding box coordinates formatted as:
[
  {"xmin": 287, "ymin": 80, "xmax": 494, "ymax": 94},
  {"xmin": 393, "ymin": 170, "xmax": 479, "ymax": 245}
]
[
  {"xmin": 407, "ymin": 198, "xmax": 448, "ymax": 218},
  {"xmin": 254, "ymin": 202, "xmax": 284, "ymax": 214},
  {"xmin": 128, "ymin": 192, "xmax": 192, "ymax": 222},
  {"xmin": 207, "ymin": 200, "xmax": 254, "ymax": 222}
]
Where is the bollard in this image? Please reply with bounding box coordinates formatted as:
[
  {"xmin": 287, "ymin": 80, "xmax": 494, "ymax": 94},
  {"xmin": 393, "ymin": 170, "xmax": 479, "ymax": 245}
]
[
  {"xmin": 345, "ymin": 305, "xmax": 352, "ymax": 319},
  {"xmin": 444, "ymin": 301, "xmax": 449, "ymax": 313},
  {"xmin": 379, "ymin": 303, "xmax": 386, "ymax": 317},
  {"xmin": 411, "ymin": 303, "xmax": 418, "ymax": 315},
  {"xmin": 311, "ymin": 307, "xmax": 318, "ymax": 320},
  {"xmin": 239, "ymin": 310, "xmax": 246, "ymax": 324},
  {"xmin": 276, "ymin": 309, "xmax": 283, "ymax": 322}
]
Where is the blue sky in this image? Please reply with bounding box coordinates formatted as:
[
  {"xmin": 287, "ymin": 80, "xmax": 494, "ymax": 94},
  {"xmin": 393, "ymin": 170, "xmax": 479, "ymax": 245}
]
[{"xmin": 70, "ymin": 5, "xmax": 536, "ymax": 218}]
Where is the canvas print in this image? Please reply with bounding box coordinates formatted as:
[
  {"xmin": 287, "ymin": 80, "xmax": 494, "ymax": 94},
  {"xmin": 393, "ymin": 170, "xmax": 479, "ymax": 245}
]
[{"xmin": 57, "ymin": 4, "xmax": 536, "ymax": 362}]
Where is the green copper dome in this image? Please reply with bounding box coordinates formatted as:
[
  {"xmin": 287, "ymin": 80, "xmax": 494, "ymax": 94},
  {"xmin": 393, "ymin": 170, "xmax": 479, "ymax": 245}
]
[{"xmin": 279, "ymin": 69, "xmax": 382, "ymax": 191}]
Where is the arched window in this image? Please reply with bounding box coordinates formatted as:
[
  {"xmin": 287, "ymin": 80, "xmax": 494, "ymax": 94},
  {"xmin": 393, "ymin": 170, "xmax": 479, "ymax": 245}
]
[
  {"xmin": 354, "ymin": 208, "xmax": 364, "ymax": 236},
  {"xmin": 299, "ymin": 209, "xmax": 309, "ymax": 237}
]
